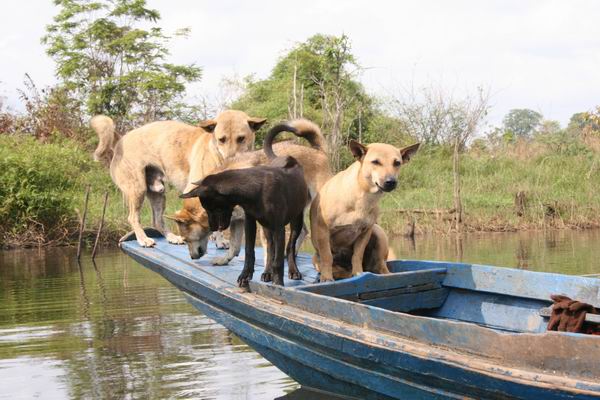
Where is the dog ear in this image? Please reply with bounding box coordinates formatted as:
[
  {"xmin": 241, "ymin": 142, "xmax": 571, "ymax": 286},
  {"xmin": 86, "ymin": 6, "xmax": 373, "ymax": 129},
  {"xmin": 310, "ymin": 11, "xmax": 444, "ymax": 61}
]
[
  {"xmin": 247, "ymin": 117, "xmax": 267, "ymax": 131},
  {"xmin": 349, "ymin": 140, "xmax": 367, "ymax": 160},
  {"xmin": 180, "ymin": 186, "xmax": 203, "ymax": 199},
  {"xmin": 165, "ymin": 213, "xmax": 187, "ymax": 223},
  {"xmin": 199, "ymin": 119, "xmax": 217, "ymax": 133},
  {"xmin": 399, "ymin": 143, "xmax": 420, "ymax": 163}
]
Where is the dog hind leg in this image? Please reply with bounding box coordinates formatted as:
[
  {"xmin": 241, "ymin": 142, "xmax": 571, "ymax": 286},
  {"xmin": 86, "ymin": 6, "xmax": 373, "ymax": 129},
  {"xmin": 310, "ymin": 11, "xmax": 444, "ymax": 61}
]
[
  {"xmin": 146, "ymin": 191, "xmax": 184, "ymax": 244},
  {"xmin": 125, "ymin": 189, "xmax": 155, "ymax": 247},
  {"xmin": 286, "ymin": 213, "xmax": 304, "ymax": 280},
  {"xmin": 261, "ymin": 227, "xmax": 275, "ymax": 282},
  {"xmin": 272, "ymin": 225, "xmax": 286, "ymax": 286}
]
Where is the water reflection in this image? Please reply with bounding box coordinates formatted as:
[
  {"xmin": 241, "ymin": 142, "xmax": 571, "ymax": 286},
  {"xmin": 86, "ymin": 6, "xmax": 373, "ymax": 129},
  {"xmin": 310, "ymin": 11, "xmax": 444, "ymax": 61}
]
[
  {"xmin": 2, "ymin": 229, "xmax": 600, "ymax": 399},
  {"xmin": 0, "ymin": 248, "xmax": 297, "ymax": 399},
  {"xmin": 390, "ymin": 229, "xmax": 600, "ymax": 275}
]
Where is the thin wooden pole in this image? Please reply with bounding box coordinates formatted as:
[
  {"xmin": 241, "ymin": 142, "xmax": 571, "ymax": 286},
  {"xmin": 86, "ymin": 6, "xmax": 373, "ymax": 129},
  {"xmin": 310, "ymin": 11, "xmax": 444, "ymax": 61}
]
[
  {"xmin": 77, "ymin": 185, "xmax": 91, "ymax": 259},
  {"xmin": 92, "ymin": 191, "xmax": 109, "ymax": 260}
]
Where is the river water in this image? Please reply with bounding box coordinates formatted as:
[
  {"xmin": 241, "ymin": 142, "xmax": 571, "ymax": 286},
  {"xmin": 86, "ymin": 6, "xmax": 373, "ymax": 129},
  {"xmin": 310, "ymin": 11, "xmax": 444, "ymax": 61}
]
[{"xmin": 1, "ymin": 229, "xmax": 600, "ymax": 399}]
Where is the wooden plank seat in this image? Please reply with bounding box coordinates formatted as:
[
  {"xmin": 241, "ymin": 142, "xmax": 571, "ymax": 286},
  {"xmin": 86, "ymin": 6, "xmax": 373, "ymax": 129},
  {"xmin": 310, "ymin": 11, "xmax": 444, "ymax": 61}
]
[{"xmin": 297, "ymin": 268, "xmax": 449, "ymax": 312}]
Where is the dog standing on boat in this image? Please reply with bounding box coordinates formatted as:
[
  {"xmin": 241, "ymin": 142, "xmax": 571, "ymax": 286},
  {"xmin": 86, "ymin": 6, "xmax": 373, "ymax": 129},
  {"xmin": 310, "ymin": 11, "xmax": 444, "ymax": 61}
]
[
  {"xmin": 90, "ymin": 110, "xmax": 266, "ymax": 248},
  {"xmin": 310, "ymin": 140, "xmax": 420, "ymax": 282},
  {"xmin": 181, "ymin": 123, "xmax": 310, "ymax": 287},
  {"xmin": 170, "ymin": 119, "xmax": 331, "ymax": 264}
]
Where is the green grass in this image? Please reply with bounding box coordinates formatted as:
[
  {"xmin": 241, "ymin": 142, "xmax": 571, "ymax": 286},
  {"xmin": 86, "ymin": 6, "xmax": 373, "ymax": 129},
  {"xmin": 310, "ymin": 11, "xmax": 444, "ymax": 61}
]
[
  {"xmin": 2, "ymin": 134, "xmax": 600, "ymax": 247},
  {"xmin": 380, "ymin": 146, "xmax": 600, "ymax": 233},
  {"xmin": 0, "ymin": 135, "xmax": 181, "ymax": 248}
]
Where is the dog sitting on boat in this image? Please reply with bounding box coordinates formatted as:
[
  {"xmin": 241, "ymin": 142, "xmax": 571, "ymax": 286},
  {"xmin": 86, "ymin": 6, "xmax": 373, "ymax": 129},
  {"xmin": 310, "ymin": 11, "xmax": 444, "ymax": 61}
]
[
  {"xmin": 310, "ymin": 140, "xmax": 420, "ymax": 282},
  {"xmin": 90, "ymin": 110, "xmax": 266, "ymax": 248},
  {"xmin": 170, "ymin": 119, "xmax": 331, "ymax": 264},
  {"xmin": 181, "ymin": 123, "xmax": 310, "ymax": 287}
]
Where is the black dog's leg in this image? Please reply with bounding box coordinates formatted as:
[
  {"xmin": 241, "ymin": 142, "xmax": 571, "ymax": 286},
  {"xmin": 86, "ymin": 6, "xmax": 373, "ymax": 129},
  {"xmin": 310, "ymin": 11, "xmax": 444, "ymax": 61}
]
[
  {"xmin": 286, "ymin": 212, "xmax": 304, "ymax": 280},
  {"xmin": 261, "ymin": 227, "xmax": 275, "ymax": 282},
  {"xmin": 272, "ymin": 225, "xmax": 286, "ymax": 286},
  {"xmin": 237, "ymin": 216, "xmax": 257, "ymax": 287}
]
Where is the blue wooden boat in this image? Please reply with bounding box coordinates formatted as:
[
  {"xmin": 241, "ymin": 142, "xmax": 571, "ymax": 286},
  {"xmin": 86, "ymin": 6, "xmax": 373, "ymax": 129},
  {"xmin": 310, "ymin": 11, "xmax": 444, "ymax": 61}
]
[{"xmin": 120, "ymin": 229, "xmax": 600, "ymax": 399}]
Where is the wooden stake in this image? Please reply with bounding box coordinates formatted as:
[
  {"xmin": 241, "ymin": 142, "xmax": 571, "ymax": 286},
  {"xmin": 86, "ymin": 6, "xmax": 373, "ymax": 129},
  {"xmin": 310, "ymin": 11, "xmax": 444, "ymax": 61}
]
[
  {"xmin": 76, "ymin": 185, "xmax": 91, "ymax": 259},
  {"xmin": 92, "ymin": 191, "xmax": 109, "ymax": 260}
]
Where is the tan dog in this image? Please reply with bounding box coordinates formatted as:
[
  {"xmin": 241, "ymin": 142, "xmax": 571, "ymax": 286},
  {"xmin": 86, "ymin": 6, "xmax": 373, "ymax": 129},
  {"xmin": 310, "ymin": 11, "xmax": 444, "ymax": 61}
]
[
  {"xmin": 91, "ymin": 110, "xmax": 266, "ymax": 248},
  {"xmin": 310, "ymin": 140, "xmax": 420, "ymax": 282},
  {"xmin": 169, "ymin": 119, "xmax": 331, "ymax": 263}
]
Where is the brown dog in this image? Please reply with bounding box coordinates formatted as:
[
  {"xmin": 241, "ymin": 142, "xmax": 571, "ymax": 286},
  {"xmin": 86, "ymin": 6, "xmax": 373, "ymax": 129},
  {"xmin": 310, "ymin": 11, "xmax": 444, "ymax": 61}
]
[
  {"xmin": 91, "ymin": 110, "xmax": 266, "ymax": 248},
  {"xmin": 310, "ymin": 140, "xmax": 420, "ymax": 282},
  {"xmin": 169, "ymin": 119, "xmax": 331, "ymax": 264}
]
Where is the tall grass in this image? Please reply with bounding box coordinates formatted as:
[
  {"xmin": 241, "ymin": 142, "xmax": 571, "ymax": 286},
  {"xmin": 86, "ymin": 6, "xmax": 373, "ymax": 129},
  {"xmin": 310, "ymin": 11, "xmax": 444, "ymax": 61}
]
[{"xmin": 381, "ymin": 144, "xmax": 600, "ymax": 234}]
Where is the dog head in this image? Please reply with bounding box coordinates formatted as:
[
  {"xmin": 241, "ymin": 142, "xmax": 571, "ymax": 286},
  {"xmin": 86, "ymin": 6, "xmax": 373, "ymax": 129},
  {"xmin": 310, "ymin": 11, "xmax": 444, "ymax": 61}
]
[
  {"xmin": 349, "ymin": 141, "xmax": 420, "ymax": 194},
  {"xmin": 199, "ymin": 110, "xmax": 266, "ymax": 159},
  {"xmin": 180, "ymin": 179, "xmax": 234, "ymax": 232},
  {"xmin": 166, "ymin": 202, "xmax": 210, "ymax": 259}
]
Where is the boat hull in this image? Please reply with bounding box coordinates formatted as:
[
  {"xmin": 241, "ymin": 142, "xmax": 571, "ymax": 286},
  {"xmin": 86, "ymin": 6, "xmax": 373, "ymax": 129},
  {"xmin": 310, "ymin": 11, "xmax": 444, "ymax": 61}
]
[{"xmin": 122, "ymin": 235, "xmax": 600, "ymax": 400}]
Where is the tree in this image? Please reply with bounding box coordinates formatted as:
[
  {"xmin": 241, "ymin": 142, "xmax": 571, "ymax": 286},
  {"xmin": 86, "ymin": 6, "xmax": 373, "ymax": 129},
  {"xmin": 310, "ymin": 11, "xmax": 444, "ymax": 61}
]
[
  {"xmin": 42, "ymin": 0, "xmax": 202, "ymax": 129},
  {"xmin": 389, "ymin": 84, "xmax": 490, "ymax": 231},
  {"xmin": 502, "ymin": 109, "xmax": 542, "ymax": 139},
  {"xmin": 232, "ymin": 34, "xmax": 382, "ymax": 170}
]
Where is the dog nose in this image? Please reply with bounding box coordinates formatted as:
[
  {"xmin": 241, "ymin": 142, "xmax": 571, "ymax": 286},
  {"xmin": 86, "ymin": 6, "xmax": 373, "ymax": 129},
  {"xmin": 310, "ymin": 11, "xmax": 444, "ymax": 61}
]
[{"xmin": 383, "ymin": 178, "xmax": 397, "ymax": 191}]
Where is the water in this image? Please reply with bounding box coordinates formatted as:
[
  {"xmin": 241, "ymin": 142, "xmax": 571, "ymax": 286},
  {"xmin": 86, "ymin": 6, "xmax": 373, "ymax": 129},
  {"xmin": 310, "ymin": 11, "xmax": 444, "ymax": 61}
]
[{"xmin": 1, "ymin": 229, "xmax": 600, "ymax": 399}]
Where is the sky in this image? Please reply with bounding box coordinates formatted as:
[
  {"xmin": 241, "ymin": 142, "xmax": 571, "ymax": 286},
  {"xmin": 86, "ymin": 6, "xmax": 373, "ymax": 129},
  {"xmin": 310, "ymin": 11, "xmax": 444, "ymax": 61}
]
[{"xmin": 1, "ymin": 0, "xmax": 600, "ymax": 128}]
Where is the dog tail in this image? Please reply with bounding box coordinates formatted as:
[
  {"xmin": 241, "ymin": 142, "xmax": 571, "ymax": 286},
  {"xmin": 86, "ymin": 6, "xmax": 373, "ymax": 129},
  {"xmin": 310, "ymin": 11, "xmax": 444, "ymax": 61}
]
[
  {"xmin": 91, "ymin": 115, "xmax": 118, "ymax": 165},
  {"xmin": 289, "ymin": 118, "xmax": 327, "ymax": 152},
  {"xmin": 263, "ymin": 123, "xmax": 299, "ymax": 160}
]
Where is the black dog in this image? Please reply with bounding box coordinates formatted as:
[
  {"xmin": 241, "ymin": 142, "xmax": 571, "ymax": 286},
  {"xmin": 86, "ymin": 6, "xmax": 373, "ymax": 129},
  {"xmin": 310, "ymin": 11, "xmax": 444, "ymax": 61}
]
[{"xmin": 181, "ymin": 124, "xmax": 310, "ymax": 287}]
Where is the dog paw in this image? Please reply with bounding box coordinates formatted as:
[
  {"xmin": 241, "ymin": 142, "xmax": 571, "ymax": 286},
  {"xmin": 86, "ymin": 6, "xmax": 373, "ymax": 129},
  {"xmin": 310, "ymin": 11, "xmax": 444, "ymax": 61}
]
[
  {"xmin": 288, "ymin": 271, "xmax": 303, "ymax": 280},
  {"xmin": 261, "ymin": 272, "xmax": 273, "ymax": 282},
  {"xmin": 138, "ymin": 237, "xmax": 156, "ymax": 247},
  {"xmin": 237, "ymin": 273, "xmax": 253, "ymax": 287},
  {"xmin": 319, "ymin": 275, "xmax": 334, "ymax": 283},
  {"xmin": 210, "ymin": 233, "xmax": 230, "ymax": 249},
  {"xmin": 216, "ymin": 239, "xmax": 229, "ymax": 249},
  {"xmin": 211, "ymin": 256, "xmax": 231, "ymax": 266},
  {"xmin": 166, "ymin": 233, "xmax": 185, "ymax": 244},
  {"xmin": 272, "ymin": 274, "xmax": 284, "ymax": 286}
]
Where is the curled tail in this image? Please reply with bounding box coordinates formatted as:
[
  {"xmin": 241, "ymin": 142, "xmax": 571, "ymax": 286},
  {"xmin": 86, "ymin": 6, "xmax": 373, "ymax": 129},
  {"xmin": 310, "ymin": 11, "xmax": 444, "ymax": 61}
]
[
  {"xmin": 263, "ymin": 119, "xmax": 326, "ymax": 160},
  {"xmin": 263, "ymin": 123, "xmax": 299, "ymax": 160},
  {"xmin": 90, "ymin": 115, "xmax": 118, "ymax": 166},
  {"xmin": 289, "ymin": 119, "xmax": 327, "ymax": 152}
]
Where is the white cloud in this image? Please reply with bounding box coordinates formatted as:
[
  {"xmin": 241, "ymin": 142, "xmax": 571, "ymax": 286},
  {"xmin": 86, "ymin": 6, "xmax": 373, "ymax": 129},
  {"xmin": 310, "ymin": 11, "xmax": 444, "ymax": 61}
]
[{"xmin": 1, "ymin": 0, "xmax": 599, "ymax": 127}]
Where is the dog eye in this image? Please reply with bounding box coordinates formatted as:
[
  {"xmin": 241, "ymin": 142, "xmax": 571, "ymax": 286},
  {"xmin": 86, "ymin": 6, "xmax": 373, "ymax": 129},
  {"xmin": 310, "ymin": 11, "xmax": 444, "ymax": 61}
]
[
  {"xmin": 371, "ymin": 159, "xmax": 381, "ymax": 166},
  {"xmin": 218, "ymin": 137, "xmax": 226, "ymax": 143},
  {"xmin": 393, "ymin": 159, "xmax": 401, "ymax": 167},
  {"xmin": 236, "ymin": 136, "xmax": 245, "ymax": 143}
]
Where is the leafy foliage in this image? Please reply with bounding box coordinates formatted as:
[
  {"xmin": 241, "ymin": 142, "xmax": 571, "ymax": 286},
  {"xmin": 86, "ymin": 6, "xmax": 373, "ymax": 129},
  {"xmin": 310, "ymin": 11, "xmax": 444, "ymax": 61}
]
[
  {"xmin": 502, "ymin": 109, "xmax": 542, "ymax": 138},
  {"xmin": 42, "ymin": 0, "xmax": 202, "ymax": 129}
]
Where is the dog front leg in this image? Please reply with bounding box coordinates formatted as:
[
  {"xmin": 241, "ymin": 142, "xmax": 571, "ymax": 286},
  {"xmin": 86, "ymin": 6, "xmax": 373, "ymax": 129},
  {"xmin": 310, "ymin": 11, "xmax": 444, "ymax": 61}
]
[
  {"xmin": 237, "ymin": 216, "xmax": 257, "ymax": 287},
  {"xmin": 311, "ymin": 212, "xmax": 334, "ymax": 282},
  {"xmin": 351, "ymin": 227, "xmax": 373, "ymax": 277},
  {"xmin": 211, "ymin": 216, "xmax": 244, "ymax": 265}
]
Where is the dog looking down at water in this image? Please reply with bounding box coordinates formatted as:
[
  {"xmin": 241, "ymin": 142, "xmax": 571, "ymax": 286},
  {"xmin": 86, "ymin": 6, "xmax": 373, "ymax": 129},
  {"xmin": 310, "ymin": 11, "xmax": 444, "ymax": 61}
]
[
  {"xmin": 181, "ymin": 123, "xmax": 310, "ymax": 287},
  {"xmin": 310, "ymin": 140, "xmax": 420, "ymax": 282},
  {"xmin": 169, "ymin": 119, "xmax": 330, "ymax": 264},
  {"xmin": 90, "ymin": 110, "xmax": 266, "ymax": 248}
]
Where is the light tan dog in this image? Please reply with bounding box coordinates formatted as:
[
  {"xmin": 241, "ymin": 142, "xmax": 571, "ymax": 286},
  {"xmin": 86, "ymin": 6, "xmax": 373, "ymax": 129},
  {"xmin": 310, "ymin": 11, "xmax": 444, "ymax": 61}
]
[
  {"xmin": 310, "ymin": 140, "xmax": 420, "ymax": 282},
  {"xmin": 91, "ymin": 110, "xmax": 266, "ymax": 248},
  {"xmin": 169, "ymin": 119, "xmax": 332, "ymax": 263}
]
